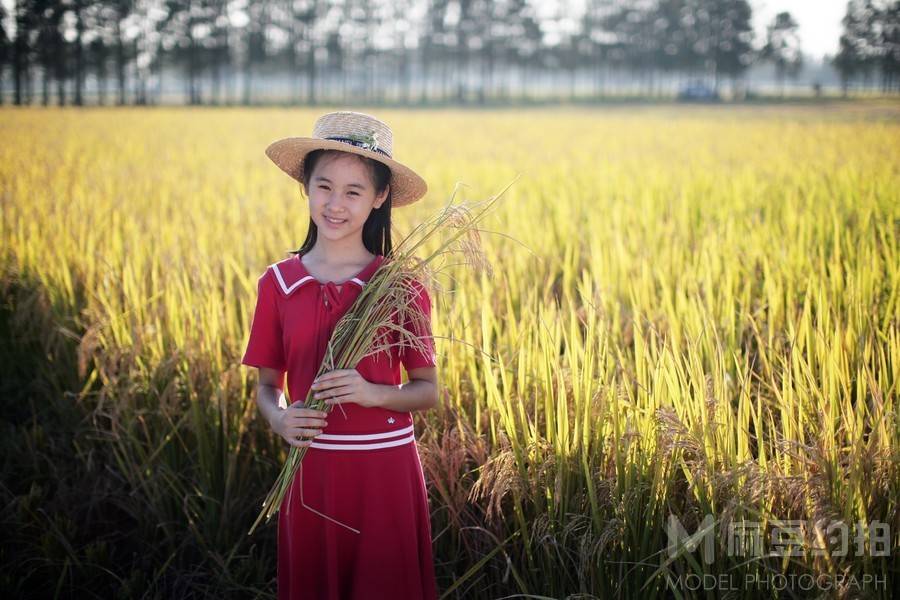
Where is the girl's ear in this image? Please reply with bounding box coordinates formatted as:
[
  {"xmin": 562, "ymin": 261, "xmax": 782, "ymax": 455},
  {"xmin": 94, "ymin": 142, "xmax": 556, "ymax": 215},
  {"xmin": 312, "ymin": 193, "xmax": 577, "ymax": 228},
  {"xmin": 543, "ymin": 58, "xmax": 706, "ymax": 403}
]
[{"xmin": 375, "ymin": 184, "xmax": 389, "ymax": 209}]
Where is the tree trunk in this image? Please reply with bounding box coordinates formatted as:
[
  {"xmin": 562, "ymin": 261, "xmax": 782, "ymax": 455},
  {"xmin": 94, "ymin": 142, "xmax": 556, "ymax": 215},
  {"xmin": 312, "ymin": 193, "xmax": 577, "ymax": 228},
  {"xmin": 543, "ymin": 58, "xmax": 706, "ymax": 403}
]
[
  {"xmin": 56, "ymin": 50, "xmax": 66, "ymax": 106},
  {"xmin": 115, "ymin": 19, "xmax": 126, "ymax": 105},
  {"xmin": 307, "ymin": 46, "xmax": 316, "ymax": 105},
  {"xmin": 13, "ymin": 29, "xmax": 25, "ymax": 105},
  {"xmin": 42, "ymin": 62, "xmax": 50, "ymax": 105},
  {"xmin": 212, "ymin": 53, "xmax": 221, "ymax": 105},
  {"xmin": 402, "ymin": 49, "xmax": 412, "ymax": 105},
  {"xmin": 97, "ymin": 52, "xmax": 107, "ymax": 105},
  {"xmin": 74, "ymin": 1, "xmax": 84, "ymax": 105},
  {"xmin": 570, "ymin": 65, "xmax": 576, "ymax": 102},
  {"xmin": 132, "ymin": 38, "xmax": 143, "ymax": 105}
]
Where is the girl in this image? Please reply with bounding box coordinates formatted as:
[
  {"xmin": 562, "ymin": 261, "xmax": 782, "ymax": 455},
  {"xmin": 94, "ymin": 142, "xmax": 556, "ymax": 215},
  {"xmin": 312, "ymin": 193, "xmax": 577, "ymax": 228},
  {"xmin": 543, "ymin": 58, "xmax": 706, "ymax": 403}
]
[{"xmin": 241, "ymin": 111, "xmax": 439, "ymax": 599}]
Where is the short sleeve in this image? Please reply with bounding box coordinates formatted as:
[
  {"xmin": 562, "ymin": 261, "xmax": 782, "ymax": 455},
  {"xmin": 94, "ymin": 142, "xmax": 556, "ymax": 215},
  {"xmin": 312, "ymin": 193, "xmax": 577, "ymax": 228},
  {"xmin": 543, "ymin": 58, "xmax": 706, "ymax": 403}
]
[
  {"xmin": 241, "ymin": 270, "xmax": 287, "ymax": 371},
  {"xmin": 399, "ymin": 279, "xmax": 437, "ymax": 370}
]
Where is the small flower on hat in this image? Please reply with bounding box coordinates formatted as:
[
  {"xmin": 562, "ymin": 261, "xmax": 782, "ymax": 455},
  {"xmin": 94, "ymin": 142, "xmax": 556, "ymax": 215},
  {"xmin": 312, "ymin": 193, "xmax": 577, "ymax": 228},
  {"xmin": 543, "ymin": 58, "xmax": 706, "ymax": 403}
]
[{"xmin": 348, "ymin": 130, "xmax": 379, "ymax": 153}]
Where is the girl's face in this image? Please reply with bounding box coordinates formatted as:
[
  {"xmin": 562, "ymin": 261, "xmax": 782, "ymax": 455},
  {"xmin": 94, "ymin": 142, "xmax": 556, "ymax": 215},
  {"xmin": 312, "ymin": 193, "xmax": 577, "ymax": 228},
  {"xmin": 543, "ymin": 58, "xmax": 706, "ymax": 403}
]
[{"xmin": 305, "ymin": 152, "xmax": 389, "ymax": 242}]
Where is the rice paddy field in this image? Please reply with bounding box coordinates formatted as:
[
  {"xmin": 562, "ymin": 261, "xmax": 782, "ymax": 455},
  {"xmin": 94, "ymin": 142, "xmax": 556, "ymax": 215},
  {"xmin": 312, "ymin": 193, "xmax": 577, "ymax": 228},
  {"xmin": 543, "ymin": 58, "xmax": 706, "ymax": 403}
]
[{"xmin": 1, "ymin": 100, "xmax": 898, "ymax": 599}]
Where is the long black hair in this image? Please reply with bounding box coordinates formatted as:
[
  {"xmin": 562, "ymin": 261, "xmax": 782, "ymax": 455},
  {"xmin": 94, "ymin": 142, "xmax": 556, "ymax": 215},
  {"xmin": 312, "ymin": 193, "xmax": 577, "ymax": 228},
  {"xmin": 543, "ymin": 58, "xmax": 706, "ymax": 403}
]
[{"xmin": 290, "ymin": 149, "xmax": 394, "ymax": 258}]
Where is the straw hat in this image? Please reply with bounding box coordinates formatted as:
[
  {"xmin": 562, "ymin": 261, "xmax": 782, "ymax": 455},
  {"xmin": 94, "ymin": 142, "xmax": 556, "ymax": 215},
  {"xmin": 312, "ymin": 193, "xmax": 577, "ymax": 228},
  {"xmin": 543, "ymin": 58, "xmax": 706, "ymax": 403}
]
[{"xmin": 265, "ymin": 111, "xmax": 428, "ymax": 207}]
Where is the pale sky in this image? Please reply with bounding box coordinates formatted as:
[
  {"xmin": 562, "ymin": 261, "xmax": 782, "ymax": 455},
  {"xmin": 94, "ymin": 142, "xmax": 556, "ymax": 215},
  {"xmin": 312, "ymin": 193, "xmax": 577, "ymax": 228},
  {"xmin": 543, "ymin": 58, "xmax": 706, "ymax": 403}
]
[{"xmin": 752, "ymin": 0, "xmax": 846, "ymax": 59}]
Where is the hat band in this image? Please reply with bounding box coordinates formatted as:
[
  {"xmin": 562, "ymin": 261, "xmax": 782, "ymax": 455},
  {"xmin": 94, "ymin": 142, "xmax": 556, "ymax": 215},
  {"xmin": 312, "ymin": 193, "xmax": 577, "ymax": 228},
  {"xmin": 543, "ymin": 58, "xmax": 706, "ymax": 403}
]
[{"xmin": 323, "ymin": 135, "xmax": 391, "ymax": 158}]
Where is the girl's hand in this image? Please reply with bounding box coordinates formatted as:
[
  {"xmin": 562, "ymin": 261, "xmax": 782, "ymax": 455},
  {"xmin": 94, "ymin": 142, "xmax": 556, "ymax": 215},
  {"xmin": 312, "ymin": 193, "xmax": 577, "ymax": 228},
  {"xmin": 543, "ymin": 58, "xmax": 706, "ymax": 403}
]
[
  {"xmin": 270, "ymin": 401, "xmax": 329, "ymax": 448},
  {"xmin": 311, "ymin": 369, "xmax": 382, "ymax": 409}
]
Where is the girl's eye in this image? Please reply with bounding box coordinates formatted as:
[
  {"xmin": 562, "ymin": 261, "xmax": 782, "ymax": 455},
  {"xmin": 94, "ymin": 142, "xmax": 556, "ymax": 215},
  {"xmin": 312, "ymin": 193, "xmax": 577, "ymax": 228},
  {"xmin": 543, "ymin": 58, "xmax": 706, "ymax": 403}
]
[{"xmin": 348, "ymin": 192, "xmax": 359, "ymax": 196}]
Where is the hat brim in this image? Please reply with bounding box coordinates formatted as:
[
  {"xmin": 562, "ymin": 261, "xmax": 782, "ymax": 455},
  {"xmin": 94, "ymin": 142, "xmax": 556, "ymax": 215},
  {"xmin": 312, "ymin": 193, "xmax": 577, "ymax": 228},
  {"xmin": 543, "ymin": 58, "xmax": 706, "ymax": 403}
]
[{"xmin": 265, "ymin": 137, "xmax": 428, "ymax": 207}]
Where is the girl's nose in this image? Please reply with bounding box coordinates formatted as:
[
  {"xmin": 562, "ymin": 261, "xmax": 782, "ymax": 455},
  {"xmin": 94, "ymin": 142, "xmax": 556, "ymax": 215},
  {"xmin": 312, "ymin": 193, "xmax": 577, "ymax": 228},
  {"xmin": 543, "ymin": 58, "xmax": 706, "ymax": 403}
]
[{"xmin": 325, "ymin": 197, "xmax": 347, "ymax": 212}]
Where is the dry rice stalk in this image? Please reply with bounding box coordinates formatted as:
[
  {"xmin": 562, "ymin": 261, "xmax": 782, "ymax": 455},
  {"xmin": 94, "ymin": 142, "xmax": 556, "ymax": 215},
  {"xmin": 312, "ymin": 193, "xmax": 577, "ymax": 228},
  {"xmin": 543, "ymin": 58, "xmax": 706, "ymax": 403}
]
[{"xmin": 249, "ymin": 176, "xmax": 520, "ymax": 534}]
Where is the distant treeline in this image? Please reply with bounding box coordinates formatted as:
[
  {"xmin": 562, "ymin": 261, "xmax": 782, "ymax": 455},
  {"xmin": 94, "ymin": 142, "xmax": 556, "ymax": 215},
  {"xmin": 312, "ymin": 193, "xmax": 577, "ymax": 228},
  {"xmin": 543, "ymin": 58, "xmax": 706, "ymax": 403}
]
[{"xmin": 0, "ymin": 0, "xmax": 897, "ymax": 106}]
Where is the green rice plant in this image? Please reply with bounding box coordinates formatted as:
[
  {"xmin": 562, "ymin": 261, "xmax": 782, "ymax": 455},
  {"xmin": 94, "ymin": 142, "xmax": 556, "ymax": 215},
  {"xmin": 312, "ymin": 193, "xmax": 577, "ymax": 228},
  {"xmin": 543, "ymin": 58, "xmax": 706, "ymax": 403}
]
[{"xmin": 1, "ymin": 103, "xmax": 897, "ymax": 597}]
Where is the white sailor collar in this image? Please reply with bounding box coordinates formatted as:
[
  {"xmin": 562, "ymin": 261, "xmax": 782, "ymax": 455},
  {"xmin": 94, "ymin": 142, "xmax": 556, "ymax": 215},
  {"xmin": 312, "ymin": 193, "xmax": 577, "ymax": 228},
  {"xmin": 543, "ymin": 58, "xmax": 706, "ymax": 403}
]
[{"xmin": 267, "ymin": 253, "xmax": 385, "ymax": 298}]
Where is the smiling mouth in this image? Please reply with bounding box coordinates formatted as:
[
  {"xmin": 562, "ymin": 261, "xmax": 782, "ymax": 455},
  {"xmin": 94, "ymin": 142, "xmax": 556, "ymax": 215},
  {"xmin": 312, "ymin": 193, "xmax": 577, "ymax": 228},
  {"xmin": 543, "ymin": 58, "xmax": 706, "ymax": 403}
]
[{"xmin": 324, "ymin": 215, "xmax": 348, "ymax": 225}]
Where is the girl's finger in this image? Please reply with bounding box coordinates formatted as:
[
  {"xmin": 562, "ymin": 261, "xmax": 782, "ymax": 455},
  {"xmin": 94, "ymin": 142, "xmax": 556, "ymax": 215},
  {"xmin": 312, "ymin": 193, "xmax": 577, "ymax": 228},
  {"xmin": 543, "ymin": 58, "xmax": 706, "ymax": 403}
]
[
  {"xmin": 299, "ymin": 410, "xmax": 329, "ymax": 419},
  {"xmin": 315, "ymin": 384, "xmax": 349, "ymax": 398},
  {"xmin": 311, "ymin": 381, "xmax": 328, "ymax": 391},
  {"xmin": 325, "ymin": 391, "xmax": 352, "ymax": 404},
  {"xmin": 313, "ymin": 372, "xmax": 351, "ymax": 388},
  {"xmin": 287, "ymin": 406, "xmax": 327, "ymax": 418},
  {"xmin": 288, "ymin": 421, "xmax": 327, "ymax": 432},
  {"xmin": 287, "ymin": 427, "xmax": 323, "ymax": 438},
  {"xmin": 286, "ymin": 414, "xmax": 327, "ymax": 426}
]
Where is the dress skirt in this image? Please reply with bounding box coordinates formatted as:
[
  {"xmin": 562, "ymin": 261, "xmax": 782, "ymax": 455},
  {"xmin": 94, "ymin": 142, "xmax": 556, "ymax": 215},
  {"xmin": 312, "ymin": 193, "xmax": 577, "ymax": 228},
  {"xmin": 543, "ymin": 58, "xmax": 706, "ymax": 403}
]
[{"xmin": 277, "ymin": 431, "xmax": 438, "ymax": 600}]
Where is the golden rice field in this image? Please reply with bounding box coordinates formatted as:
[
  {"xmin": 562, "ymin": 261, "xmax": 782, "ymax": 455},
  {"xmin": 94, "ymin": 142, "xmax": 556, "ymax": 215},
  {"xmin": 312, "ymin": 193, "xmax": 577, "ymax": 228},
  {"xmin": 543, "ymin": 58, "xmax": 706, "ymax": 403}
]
[{"xmin": 1, "ymin": 101, "xmax": 898, "ymax": 598}]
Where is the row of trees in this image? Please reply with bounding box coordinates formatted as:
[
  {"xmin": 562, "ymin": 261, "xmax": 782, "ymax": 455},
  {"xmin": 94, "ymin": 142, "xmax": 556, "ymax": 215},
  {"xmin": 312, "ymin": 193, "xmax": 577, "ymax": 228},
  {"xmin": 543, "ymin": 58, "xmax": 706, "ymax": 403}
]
[
  {"xmin": 833, "ymin": 0, "xmax": 900, "ymax": 92},
  {"xmin": 0, "ymin": 0, "xmax": 896, "ymax": 106}
]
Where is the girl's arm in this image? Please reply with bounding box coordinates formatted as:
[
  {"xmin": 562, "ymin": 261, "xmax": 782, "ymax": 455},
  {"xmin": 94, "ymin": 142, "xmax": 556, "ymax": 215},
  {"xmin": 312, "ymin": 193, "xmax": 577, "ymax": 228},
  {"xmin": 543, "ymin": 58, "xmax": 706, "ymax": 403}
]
[
  {"xmin": 374, "ymin": 366, "xmax": 439, "ymax": 412},
  {"xmin": 256, "ymin": 367, "xmax": 329, "ymax": 447},
  {"xmin": 255, "ymin": 367, "xmax": 287, "ymax": 426}
]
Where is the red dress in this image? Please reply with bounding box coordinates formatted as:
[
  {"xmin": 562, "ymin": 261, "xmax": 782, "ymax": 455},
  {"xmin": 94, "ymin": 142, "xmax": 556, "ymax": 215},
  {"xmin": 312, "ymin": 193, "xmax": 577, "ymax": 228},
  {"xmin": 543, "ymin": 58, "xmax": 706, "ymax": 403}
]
[{"xmin": 241, "ymin": 252, "xmax": 438, "ymax": 600}]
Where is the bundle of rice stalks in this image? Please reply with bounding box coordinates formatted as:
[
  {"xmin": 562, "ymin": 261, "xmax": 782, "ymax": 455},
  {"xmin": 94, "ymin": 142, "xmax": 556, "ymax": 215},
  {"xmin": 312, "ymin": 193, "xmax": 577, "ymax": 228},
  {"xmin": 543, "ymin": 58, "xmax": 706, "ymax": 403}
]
[{"xmin": 249, "ymin": 177, "xmax": 518, "ymax": 534}]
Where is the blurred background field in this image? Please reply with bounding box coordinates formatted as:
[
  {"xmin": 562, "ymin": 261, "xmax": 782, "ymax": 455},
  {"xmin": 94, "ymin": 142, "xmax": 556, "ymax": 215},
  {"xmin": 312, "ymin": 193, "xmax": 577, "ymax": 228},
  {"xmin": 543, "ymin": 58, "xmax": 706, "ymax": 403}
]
[{"xmin": 1, "ymin": 101, "xmax": 899, "ymax": 598}]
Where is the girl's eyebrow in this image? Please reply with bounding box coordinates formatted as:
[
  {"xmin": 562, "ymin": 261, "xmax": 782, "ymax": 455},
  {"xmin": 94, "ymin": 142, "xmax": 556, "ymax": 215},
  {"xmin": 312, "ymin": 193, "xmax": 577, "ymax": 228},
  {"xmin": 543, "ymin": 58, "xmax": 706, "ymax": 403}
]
[{"xmin": 312, "ymin": 175, "xmax": 366, "ymax": 189}]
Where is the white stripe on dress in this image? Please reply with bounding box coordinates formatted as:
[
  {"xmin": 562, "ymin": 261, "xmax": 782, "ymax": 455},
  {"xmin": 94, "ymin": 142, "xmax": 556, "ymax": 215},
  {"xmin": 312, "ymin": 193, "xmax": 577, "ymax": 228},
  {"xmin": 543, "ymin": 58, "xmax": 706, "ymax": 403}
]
[
  {"xmin": 270, "ymin": 263, "xmax": 367, "ymax": 296},
  {"xmin": 271, "ymin": 263, "xmax": 315, "ymax": 295},
  {"xmin": 315, "ymin": 424, "xmax": 414, "ymax": 441},
  {"xmin": 310, "ymin": 433, "xmax": 416, "ymax": 451}
]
